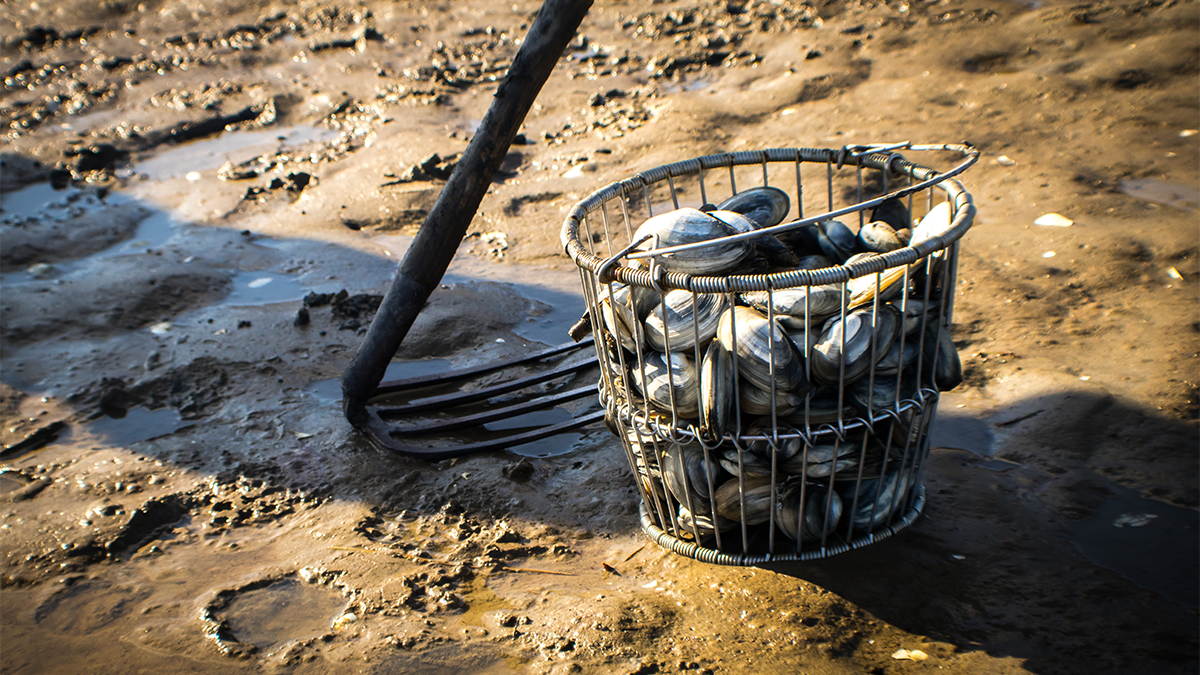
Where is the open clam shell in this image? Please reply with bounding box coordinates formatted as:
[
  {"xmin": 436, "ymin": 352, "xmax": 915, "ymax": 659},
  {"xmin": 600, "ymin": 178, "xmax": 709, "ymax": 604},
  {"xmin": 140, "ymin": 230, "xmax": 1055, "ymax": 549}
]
[
  {"xmin": 838, "ymin": 467, "xmax": 911, "ymax": 531},
  {"xmin": 715, "ymin": 475, "xmax": 775, "ymax": 525},
  {"xmin": 741, "ymin": 284, "xmax": 846, "ymax": 330},
  {"xmin": 633, "ymin": 207, "xmax": 754, "ymax": 275},
  {"xmin": 776, "ymin": 481, "xmax": 842, "ymax": 542},
  {"xmin": 810, "ymin": 304, "xmax": 900, "ymax": 386},
  {"xmin": 663, "ymin": 443, "xmax": 725, "ymax": 505},
  {"xmin": 716, "ymin": 306, "xmax": 810, "ymax": 397},
  {"xmin": 645, "ymin": 289, "xmax": 726, "ymax": 353},
  {"xmin": 716, "ymin": 186, "xmax": 791, "ymax": 229},
  {"xmin": 700, "ymin": 339, "xmax": 734, "ymax": 439},
  {"xmin": 631, "ymin": 351, "xmax": 700, "ymax": 418}
]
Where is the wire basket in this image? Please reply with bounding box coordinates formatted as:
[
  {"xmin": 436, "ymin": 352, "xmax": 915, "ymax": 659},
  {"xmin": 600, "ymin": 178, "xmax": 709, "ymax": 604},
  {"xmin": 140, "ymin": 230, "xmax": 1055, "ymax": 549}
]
[{"xmin": 561, "ymin": 143, "xmax": 978, "ymax": 565}]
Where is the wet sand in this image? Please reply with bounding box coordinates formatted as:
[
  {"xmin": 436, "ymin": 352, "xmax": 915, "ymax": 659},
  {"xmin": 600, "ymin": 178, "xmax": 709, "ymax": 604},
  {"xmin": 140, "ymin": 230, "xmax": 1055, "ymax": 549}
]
[{"xmin": 1, "ymin": 0, "xmax": 1197, "ymax": 673}]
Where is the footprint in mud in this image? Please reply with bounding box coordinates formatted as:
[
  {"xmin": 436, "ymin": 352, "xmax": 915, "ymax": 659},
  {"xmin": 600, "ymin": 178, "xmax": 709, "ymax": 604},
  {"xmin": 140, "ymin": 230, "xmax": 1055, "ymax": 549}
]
[{"xmin": 216, "ymin": 577, "xmax": 348, "ymax": 654}]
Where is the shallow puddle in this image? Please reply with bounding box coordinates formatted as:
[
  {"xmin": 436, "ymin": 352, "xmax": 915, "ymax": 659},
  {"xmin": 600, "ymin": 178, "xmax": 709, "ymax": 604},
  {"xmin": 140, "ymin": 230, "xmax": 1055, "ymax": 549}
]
[
  {"xmin": 1071, "ymin": 478, "xmax": 1199, "ymax": 611},
  {"xmin": 505, "ymin": 430, "xmax": 584, "ymax": 458},
  {"xmin": 222, "ymin": 271, "xmax": 309, "ymax": 306},
  {"xmin": 0, "ymin": 471, "xmax": 29, "ymax": 493},
  {"xmin": 928, "ymin": 408, "xmax": 995, "ymax": 457},
  {"xmin": 221, "ymin": 578, "xmax": 347, "ymax": 653},
  {"xmin": 304, "ymin": 358, "xmax": 454, "ymax": 405},
  {"xmin": 87, "ymin": 407, "xmax": 188, "ymax": 446},
  {"xmin": 371, "ymin": 643, "xmax": 523, "ymax": 675},
  {"xmin": 132, "ymin": 126, "xmax": 340, "ymax": 180},
  {"xmin": 1118, "ymin": 178, "xmax": 1199, "ymax": 210}
]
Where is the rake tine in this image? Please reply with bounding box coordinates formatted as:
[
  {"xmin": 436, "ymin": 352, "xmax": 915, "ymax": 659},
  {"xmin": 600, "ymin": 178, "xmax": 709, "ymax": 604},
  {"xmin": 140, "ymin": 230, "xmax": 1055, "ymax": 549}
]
[
  {"xmin": 380, "ymin": 384, "xmax": 597, "ymax": 433},
  {"xmin": 371, "ymin": 355, "xmax": 598, "ymax": 416},
  {"xmin": 375, "ymin": 337, "xmax": 593, "ymax": 394},
  {"xmin": 363, "ymin": 408, "xmax": 607, "ymax": 460}
]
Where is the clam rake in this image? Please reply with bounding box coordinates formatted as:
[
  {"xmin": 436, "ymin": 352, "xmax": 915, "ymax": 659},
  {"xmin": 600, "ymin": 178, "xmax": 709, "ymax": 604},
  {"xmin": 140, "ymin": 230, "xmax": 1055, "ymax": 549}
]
[{"xmin": 354, "ymin": 337, "xmax": 606, "ymax": 460}]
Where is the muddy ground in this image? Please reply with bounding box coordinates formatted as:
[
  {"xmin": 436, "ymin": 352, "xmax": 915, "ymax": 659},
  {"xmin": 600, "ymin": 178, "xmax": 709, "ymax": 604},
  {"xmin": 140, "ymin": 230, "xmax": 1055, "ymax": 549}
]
[{"xmin": 1, "ymin": 0, "xmax": 1198, "ymax": 673}]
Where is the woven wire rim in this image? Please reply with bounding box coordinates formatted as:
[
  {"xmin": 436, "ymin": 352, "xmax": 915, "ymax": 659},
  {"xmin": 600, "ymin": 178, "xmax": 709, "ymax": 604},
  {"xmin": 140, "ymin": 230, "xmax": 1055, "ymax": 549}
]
[
  {"xmin": 560, "ymin": 145, "xmax": 978, "ymax": 293},
  {"xmin": 638, "ymin": 485, "xmax": 926, "ymax": 565}
]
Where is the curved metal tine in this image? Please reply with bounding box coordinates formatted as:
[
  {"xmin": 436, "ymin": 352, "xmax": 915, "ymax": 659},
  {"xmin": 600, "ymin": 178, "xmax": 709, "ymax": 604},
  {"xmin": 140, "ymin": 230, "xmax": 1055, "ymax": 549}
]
[
  {"xmin": 366, "ymin": 409, "xmax": 607, "ymax": 460},
  {"xmin": 380, "ymin": 384, "xmax": 597, "ymax": 432},
  {"xmin": 374, "ymin": 336, "xmax": 593, "ymax": 394},
  {"xmin": 371, "ymin": 354, "xmax": 599, "ymax": 416}
]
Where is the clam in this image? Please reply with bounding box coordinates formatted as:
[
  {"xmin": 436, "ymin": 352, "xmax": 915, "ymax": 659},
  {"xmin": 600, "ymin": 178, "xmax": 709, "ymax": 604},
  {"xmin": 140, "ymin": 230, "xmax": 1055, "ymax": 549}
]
[
  {"xmin": 633, "ymin": 207, "xmax": 754, "ymax": 275},
  {"xmin": 871, "ymin": 197, "xmax": 911, "ymax": 232},
  {"xmin": 776, "ymin": 222, "xmax": 822, "ymax": 258},
  {"xmin": 718, "ymin": 445, "xmax": 773, "ymax": 478},
  {"xmin": 838, "ymin": 468, "xmax": 911, "ymax": 531},
  {"xmin": 678, "ymin": 504, "xmax": 737, "ymax": 538},
  {"xmin": 874, "ymin": 338, "xmax": 920, "ymax": 377},
  {"xmin": 909, "ymin": 201, "xmax": 953, "ymax": 247},
  {"xmin": 663, "ymin": 443, "xmax": 724, "ymax": 505},
  {"xmin": 816, "ymin": 219, "xmax": 859, "ymax": 263},
  {"xmin": 846, "ymin": 253, "xmax": 909, "ymax": 309},
  {"xmin": 810, "ymin": 305, "xmax": 900, "ymax": 386},
  {"xmin": 597, "ymin": 284, "xmax": 642, "ymax": 352},
  {"xmin": 923, "ymin": 323, "xmax": 963, "ymax": 392},
  {"xmin": 857, "ymin": 220, "xmax": 906, "ymax": 254},
  {"xmin": 738, "ymin": 377, "xmax": 807, "ymax": 417},
  {"xmin": 700, "ymin": 339, "xmax": 734, "ymax": 439},
  {"xmin": 709, "ymin": 209, "xmax": 800, "ymax": 269},
  {"xmin": 716, "ymin": 306, "xmax": 809, "ymax": 396},
  {"xmin": 741, "ymin": 284, "xmax": 846, "ymax": 330},
  {"xmin": 776, "ymin": 481, "xmax": 842, "ymax": 542},
  {"xmin": 779, "ymin": 442, "xmax": 858, "ymax": 477},
  {"xmin": 778, "ymin": 388, "xmax": 856, "ymax": 426},
  {"xmin": 631, "ymin": 351, "xmax": 700, "ymax": 418},
  {"xmin": 848, "ymin": 373, "xmax": 916, "ymax": 415},
  {"xmin": 892, "ymin": 299, "xmax": 934, "ymax": 336},
  {"xmin": 645, "ymin": 289, "xmax": 726, "ymax": 353},
  {"xmin": 715, "ymin": 475, "xmax": 775, "ymax": 525},
  {"xmin": 796, "ymin": 254, "xmax": 835, "ymax": 270},
  {"xmin": 744, "ymin": 417, "xmax": 802, "ymax": 460},
  {"xmin": 716, "ymin": 186, "xmax": 791, "ymax": 229}
]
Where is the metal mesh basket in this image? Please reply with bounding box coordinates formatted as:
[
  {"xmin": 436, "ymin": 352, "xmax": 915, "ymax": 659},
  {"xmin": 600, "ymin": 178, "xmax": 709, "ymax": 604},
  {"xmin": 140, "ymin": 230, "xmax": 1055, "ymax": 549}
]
[{"xmin": 561, "ymin": 143, "xmax": 978, "ymax": 565}]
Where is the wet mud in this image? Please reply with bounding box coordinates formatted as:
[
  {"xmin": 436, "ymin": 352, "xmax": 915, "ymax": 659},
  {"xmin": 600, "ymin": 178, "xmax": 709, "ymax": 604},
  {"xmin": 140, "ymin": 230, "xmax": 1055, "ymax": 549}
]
[{"xmin": 2, "ymin": 0, "xmax": 1197, "ymax": 673}]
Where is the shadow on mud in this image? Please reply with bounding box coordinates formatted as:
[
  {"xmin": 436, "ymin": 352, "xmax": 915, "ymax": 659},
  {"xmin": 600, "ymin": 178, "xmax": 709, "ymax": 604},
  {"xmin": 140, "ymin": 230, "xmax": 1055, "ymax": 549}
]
[{"xmin": 766, "ymin": 391, "xmax": 1199, "ymax": 674}]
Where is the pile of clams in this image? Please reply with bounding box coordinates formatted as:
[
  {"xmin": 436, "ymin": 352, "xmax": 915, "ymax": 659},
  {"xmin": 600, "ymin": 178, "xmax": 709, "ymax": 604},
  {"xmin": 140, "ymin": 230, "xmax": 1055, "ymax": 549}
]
[{"xmin": 597, "ymin": 186, "xmax": 962, "ymax": 544}]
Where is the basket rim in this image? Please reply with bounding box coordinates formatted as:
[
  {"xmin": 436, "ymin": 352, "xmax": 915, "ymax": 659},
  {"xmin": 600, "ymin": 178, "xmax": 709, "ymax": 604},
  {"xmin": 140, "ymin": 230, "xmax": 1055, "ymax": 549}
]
[{"xmin": 560, "ymin": 144, "xmax": 978, "ymax": 293}]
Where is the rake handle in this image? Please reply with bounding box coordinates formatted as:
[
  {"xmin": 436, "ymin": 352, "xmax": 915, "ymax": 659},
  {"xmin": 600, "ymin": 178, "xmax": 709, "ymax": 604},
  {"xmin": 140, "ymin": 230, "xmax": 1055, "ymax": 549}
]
[{"xmin": 342, "ymin": 0, "xmax": 593, "ymax": 425}]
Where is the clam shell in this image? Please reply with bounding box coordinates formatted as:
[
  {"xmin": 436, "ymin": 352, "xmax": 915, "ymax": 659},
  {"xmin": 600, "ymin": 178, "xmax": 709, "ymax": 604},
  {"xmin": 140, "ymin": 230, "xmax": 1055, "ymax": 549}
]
[
  {"xmin": 715, "ymin": 475, "xmax": 775, "ymax": 525},
  {"xmin": 778, "ymin": 441, "xmax": 858, "ymax": 476},
  {"xmin": 678, "ymin": 504, "xmax": 738, "ymax": 538},
  {"xmin": 776, "ymin": 481, "xmax": 842, "ymax": 542},
  {"xmin": 663, "ymin": 443, "xmax": 724, "ymax": 504},
  {"xmin": 857, "ymin": 220, "xmax": 905, "ymax": 254},
  {"xmin": 710, "ymin": 209, "xmax": 800, "ymax": 269},
  {"xmin": 910, "ymin": 202, "xmax": 953, "ymax": 247},
  {"xmin": 597, "ymin": 284, "xmax": 642, "ymax": 352},
  {"xmin": 838, "ymin": 467, "xmax": 911, "ymax": 531},
  {"xmin": 741, "ymin": 284, "xmax": 846, "ymax": 330},
  {"xmin": 874, "ymin": 338, "xmax": 920, "ymax": 377},
  {"xmin": 778, "ymin": 388, "xmax": 857, "ymax": 426},
  {"xmin": 631, "ymin": 351, "xmax": 700, "ymax": 418},
  {"xmin": 796, "ymin": 254, "xmax": 835, "ymax": 270},
  {"xmin": 846, "ymin": 253, "xmax": 909, "ymax": 309},
  {"xmin": 716, "ymin": 306, "xmax": 809, "ymax": 396},
  {"xmin": 817, "ymin": 219, "xmax": 859, "ymax": 263},
  {"xmin": 849, "ymin": 374, "xmax": 916, "ymax": 415},
  {"xmin": 737, "ymin": 377, "xmax": 807, "ymax": 417},
  {"xmin": 716, "ymin": 186, "xmax": 791, "ymax": 229},
  {"xmin": 633, "ymin": 207, "xmax": 754, "ymax": 275},
  {"xmin": 892, "ymin": 299, "xmax": 935, "ymax": 336},
  {"xmin": 871, "ymin": 198, "xmax": 911, "ymax": 232},
  {"xmin": 923, "ymin": 323, "xmax": 963, "ymax": 392},
  {"xmin": 718, "ymin": 446, "xmax": 773, "ymax": 478},
  {"xmin": 645, "ymin": 289, "xmax": 726, "ymax": 353},
  {"xmin": 810, "ymin": 305, "xmax": 900, "ymax": 386},
  {"xmin": 700, "ymin": 339, "xmax": 734, "ymax": 439},
  {"xmin": 744, "ymin": 417, "xmax": 802, "ymax": 460}
]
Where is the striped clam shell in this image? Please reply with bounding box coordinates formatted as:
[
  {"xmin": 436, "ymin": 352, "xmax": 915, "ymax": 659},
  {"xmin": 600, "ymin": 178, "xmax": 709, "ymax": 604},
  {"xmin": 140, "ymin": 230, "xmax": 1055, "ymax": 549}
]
[
  {"xmin": 741, "ymin": 284, "xmax": 846, "ymax": 330},
  {"xmin": 744, "ymin": 416, "xmax": 802, "ymax": 460},
  {"xmin": 699, "ymin": 339, "xmax": 734, "ymax": 440},
  {"xmin": 776, "ymin": 481, "xmax": 842, "ymax": 542},
  {"xmin": 810, "ymin": 304, "xmax": 900, "ymax": 386},
  {"xmin": 874, "ymin": 338, "xmax": 920, "ymax": 377},
  {"xmin": 631, "ymin": 351, "xmax": 700, "ymax": 418},
  {"xmin": 737, "ymin": 377, "xmax": 806, "ymax": 417},
  {"xmin": 893, "ymin": 298, "xmax": 935, "ymax": 336},
  {"xmin": 663, "ymin": 443, "xmax": 725, "ymax": 505},
  {"xmin": 597, "ymin": 283, "xmax": 657, "ymax": 352},
  {"xmin": 633, "ymin": 207, "xmax": 754, "ymax": 275},
  {"xmin": 716, "ymin": 186, "xmax": 791, "ymax": 229},
  {"xmin": 871, "ymin": 197, "xmax": 912, "ymax": 232},
  {"xmin": 678, "ymin": 504, "xmax": 737, "ymax": 538},
  {"xmin": 778, "ymin": 388, "xmax": 857, "ymax": 426},
  {"xmin": 709, "ymin": 209, "xmax": 800, "ymax": 269},
  {"xmin": 718, "ymin": 446, "xmax": 773, "ymax": 478},
  {"xmin": 716, "ymin": 306, "xmax": 809, "ymax": 397},
  {"xmin": 857, "ymin": 221, "xmax": 906, "ymax": 254},
  {"xmin": 838, "ymin": 467, "xmax": 911, "ymax": 531},
  {"xmin": 715, "ymin": 474, "xmax": 775, "ymax": 525},
  {"xmin": 849, "ymin": 374, "xmax": 917, "ymax": 415},
  {"xmin": 645, "ymin": 289, "xmax": 726, "ymax": 353},
  {"xmin": 780, "ymin": 442, "xmax": 860, "ymax": 477}
]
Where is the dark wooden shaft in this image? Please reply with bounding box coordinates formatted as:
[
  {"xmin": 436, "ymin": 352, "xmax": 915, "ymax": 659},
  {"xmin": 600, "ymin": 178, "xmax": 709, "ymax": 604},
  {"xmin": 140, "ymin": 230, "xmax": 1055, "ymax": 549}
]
[{"xmin": 342, "ymin": 0, "xmax": 593, "ymax": 420}]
